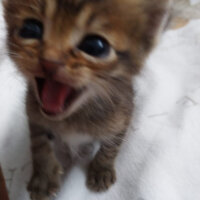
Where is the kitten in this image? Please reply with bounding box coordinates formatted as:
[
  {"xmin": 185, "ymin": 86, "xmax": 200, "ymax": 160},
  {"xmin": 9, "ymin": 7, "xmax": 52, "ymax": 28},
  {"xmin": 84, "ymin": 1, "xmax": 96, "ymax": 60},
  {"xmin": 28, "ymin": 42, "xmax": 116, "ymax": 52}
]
[{"xmin": 3, "ymin": 0, "xmax": 168, "ymax": 199}]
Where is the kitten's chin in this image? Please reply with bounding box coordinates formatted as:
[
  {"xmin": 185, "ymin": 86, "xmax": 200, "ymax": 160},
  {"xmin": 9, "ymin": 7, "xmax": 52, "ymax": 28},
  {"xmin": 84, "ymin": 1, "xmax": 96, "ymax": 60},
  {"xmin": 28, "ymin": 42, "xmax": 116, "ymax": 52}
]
[{"xmin": 34, "ymin": 78, "xmax": 88, "ymax": 121}]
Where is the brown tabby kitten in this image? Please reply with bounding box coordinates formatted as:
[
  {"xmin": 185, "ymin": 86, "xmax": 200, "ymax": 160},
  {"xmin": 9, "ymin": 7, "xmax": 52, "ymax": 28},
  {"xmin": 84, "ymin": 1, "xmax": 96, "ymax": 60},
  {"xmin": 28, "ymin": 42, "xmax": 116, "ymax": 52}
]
[{"xmin": 4, "ymin": 0, "xmax": 169, "ymax": 199}]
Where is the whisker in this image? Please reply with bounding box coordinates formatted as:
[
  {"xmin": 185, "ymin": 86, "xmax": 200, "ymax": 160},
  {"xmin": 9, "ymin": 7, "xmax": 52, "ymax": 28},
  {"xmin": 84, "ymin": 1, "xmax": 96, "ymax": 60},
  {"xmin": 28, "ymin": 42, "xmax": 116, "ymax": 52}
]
[
  {"xmin": 100, "ymin": 135, "xmax": 128, "ymax": 147},
  {"xmin": 5, "ymin": 52, "xmax": 27, "ymax": 60},
  {"xmin": 7, "ymin": 42, "xmax": 21, "ymax": 48},
  {"xmin": 91, "ymin": 79, "xmax": 117, "ymax": 108}
]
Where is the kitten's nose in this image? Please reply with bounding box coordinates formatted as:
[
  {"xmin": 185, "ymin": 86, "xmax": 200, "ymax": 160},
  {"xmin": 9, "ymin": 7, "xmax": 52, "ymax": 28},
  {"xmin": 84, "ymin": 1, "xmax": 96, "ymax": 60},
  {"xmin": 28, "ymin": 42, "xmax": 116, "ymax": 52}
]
[{"xmin": 40, "ymin": 58, "xmax": 64, "ymax": 75}]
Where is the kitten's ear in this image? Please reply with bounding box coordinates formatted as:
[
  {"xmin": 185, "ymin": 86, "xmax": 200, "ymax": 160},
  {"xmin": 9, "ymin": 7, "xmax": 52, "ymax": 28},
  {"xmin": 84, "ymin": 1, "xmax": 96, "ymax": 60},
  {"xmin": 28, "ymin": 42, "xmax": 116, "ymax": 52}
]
[
  {"xmin": 2, "ymin": 0, "xmax": 8, "ymax": 10},
  {"xmin": 2, "ymin": 0, "xmax": 7, "ymax": 7},
  {"xmin": 141, "ymin": 0, "xmax": 170, "ymax": 50},
  {"xmin": 145, "ymin": 1, "xmax": 170, "ymax": 38}
]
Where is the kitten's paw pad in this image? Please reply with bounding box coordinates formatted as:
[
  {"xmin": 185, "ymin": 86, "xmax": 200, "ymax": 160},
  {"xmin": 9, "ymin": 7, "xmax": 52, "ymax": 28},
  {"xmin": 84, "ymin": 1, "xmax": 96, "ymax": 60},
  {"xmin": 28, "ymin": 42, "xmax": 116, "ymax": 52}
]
[
  {"xmin": 87, "ymin": 165, "xmax": 116, "ymax": 192},
  {"xmin": 28, "ymin": 174, "xmax": 60, "ymax": 200},
  {"xmin": 28, "ymin": 164, "xmax": 62, "ymax": 200},
  {"xmin": 29, "ymin": 192, "xmax": 51, "ymax": 200}
]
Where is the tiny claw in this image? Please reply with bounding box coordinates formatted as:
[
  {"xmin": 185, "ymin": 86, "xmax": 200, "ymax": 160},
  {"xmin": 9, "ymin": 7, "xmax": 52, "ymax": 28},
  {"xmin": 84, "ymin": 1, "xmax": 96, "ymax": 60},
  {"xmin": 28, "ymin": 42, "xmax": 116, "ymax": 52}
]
[
  {"xmin": 51, "ymin": 192, "xmax": 57, "ymax": 198},
  {"xmin": 58, "ymin": 170, "xmax": 64, "ymax": 175}
]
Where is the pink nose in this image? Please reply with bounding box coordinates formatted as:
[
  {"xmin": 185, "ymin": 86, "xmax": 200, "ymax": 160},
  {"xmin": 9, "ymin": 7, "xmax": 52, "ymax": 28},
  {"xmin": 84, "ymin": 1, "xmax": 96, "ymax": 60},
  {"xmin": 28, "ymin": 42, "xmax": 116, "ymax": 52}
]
[{"xmin": 40, "ymin": 59, "xmax": 64, "ymax": 75}]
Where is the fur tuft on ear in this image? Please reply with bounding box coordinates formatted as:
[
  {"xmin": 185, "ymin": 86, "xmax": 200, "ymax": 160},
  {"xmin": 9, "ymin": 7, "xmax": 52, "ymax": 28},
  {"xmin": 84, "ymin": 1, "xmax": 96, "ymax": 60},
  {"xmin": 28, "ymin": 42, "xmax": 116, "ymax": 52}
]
[
  {"xmin": 147, "ymin": 5, "xmax": 168, "ymax": 35},
  {"xmin": 2, "ymin": 0, "xmax": 8, "ymax": 8},
  {"xmin": 141, "ymin": 0, "xmax": 170, "ymax": 51}
]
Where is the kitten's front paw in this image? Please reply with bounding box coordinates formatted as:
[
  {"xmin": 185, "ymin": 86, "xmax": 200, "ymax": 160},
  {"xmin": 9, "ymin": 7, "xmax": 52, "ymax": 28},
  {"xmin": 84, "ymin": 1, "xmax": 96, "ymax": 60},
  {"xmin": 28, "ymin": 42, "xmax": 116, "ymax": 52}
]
[
  {"xmin": 87, "ymin": 163, "xmax": 116, "ymax": 192},
  {"xmin": 28, "ymin": 164, "xmax": 62, "ymax": 200}
]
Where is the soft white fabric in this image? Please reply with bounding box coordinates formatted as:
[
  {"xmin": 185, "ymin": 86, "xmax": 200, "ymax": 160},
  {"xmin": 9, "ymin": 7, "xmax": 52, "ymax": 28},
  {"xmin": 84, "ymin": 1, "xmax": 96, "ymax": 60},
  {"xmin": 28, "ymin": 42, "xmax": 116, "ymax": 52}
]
[
  {"xmin": 190, "ymin": 0, "xmax": 200, "ymax": 5},
  {"xmin": 1, "ymin": 2, "xmax": 200, "ymax": 200}
]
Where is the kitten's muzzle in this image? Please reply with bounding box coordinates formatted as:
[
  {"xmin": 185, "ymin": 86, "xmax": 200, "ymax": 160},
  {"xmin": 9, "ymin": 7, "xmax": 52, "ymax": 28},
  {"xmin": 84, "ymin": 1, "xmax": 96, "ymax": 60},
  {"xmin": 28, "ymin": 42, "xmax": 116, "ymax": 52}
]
[
  {"xmin": 35, "ymin": 77, "xmax": 82, "ymax": 117},
  {"xmin": 32, "ymin": 59, "xmax": 88, "ymax": 118}
]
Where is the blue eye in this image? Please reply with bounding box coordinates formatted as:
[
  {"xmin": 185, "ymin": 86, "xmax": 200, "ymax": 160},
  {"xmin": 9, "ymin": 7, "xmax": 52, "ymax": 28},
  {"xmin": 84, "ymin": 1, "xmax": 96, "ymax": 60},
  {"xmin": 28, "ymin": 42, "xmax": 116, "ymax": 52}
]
[
  {"xmin": 19, "ymin": 19, "xmax": 43, "ymax": 40},
  {"xmin": 78, "ymin": 35, "xmax": 110, "ymax": 58}
]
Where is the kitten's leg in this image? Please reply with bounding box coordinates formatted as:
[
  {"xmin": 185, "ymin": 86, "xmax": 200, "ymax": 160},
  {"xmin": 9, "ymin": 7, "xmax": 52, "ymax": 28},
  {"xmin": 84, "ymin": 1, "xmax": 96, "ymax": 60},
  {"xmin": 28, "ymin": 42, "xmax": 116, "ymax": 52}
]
[
  {"xmin": 87, "ymin": 133, "xmax": 124, "ymax": 192},
  {"xmin": 27, "ymin": 123, "xmax": 63, "ymax": 200}
]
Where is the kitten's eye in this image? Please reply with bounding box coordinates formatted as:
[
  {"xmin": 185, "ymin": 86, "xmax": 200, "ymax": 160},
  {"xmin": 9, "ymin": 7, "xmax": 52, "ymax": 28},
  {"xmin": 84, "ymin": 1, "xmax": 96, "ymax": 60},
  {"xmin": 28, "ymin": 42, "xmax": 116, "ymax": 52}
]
[
  {"xmin": 19, "ymin": 19, "xmax": 43, "ymax": 40},
  {"xmin": 78, "ymin": 35, "xmax": 110, "ymax": 58}
]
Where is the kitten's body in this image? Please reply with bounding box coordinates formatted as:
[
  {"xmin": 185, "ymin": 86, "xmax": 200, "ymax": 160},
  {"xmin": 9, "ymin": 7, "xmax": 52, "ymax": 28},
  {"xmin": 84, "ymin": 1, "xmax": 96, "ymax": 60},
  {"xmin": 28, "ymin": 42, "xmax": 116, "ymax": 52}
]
[{"xmin": 4, "ymin": 0, "xmax": 169, "ymax": 199}]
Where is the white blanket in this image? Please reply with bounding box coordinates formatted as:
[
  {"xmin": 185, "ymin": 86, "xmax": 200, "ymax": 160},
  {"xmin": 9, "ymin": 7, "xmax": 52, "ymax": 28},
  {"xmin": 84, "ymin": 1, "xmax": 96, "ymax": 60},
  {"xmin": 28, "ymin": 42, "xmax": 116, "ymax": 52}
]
[{"xmin": 1, "ymin": 2, "xmax": 200, "ymax": 200}]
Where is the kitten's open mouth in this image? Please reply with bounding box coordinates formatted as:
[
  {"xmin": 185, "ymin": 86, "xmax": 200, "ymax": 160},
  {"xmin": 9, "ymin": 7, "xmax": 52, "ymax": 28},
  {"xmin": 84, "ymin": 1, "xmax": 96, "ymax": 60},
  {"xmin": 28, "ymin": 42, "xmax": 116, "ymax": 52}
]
[{"xmin": 35, "ymin": 78, "xmax": 81, "ymax": 116}]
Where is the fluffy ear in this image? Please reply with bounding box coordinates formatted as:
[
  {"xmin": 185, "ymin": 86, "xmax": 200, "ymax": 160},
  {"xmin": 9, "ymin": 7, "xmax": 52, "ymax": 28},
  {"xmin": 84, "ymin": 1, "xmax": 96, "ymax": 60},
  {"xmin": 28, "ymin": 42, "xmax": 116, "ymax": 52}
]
[
  {"xmin": 2, "ymin": 0, "xmax": 9, "ymax": 15},
  {"xmin": 140, "ymin": 0, "xmax": 170, "ymax": 51},
  {"xmin": 147, "ymin": 2, "xmax": 169, "ymax": 36},
  {"xmin": 2, "ymin": 0, "xmax": 8, "ymax": 8}
]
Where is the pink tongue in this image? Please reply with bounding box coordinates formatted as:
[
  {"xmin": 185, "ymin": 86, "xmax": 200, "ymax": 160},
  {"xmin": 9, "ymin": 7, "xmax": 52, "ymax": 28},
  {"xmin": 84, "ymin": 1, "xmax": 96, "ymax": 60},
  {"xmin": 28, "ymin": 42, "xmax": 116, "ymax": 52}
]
[{"xmin": 41, "ymin": 80, "xmax": 71, "ymax": 114}]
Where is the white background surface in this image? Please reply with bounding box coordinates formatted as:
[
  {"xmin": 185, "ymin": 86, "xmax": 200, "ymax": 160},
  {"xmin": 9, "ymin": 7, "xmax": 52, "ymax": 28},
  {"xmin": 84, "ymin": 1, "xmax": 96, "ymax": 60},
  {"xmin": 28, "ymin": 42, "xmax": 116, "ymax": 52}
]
[{"xmin": 1, "ymin": 1, "xmax": 200, "ymax": 200}]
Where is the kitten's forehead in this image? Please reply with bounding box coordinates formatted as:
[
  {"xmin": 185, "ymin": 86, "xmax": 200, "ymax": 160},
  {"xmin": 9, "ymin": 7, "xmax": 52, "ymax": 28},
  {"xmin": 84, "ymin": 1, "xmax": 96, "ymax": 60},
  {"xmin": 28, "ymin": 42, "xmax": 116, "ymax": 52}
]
[
  {"xmin": 4, "ymin": 0, "xmax": 169, "ymax": 52},
  {"xmin": 44, "ymin": 0, "xmax": 99, "ymax": 19},
  {"xmin": 4, "ymin": 0, "xmax": 168, "ymax": 18}
]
